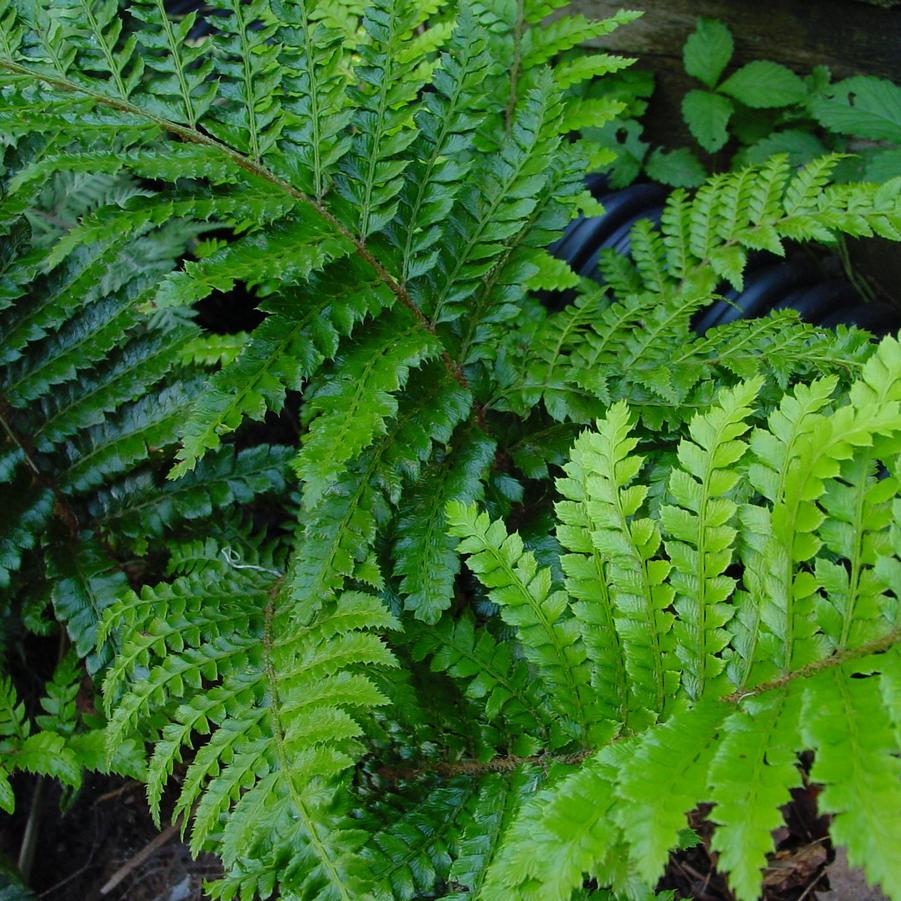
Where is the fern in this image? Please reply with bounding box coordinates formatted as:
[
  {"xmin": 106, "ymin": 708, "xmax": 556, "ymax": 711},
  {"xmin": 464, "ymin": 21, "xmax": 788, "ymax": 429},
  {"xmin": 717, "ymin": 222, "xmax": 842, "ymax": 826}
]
[
  {"xmin": 103, "ymin": 556, "xmax": 399, "ymax": 898},
  {"xmin": 1, "ymin": 1, "xmax": 900, "ymax": 897},
  {"xmin": 1, "ymin": 652, "xmax": 144, "ymax": 813},
  {"xmin": 483, "ymin": 339, "xmax": 901, "ymax": 901},
  {"xmin": 505, "ymin": 159, "xmax": 897, "ymax": 428}
]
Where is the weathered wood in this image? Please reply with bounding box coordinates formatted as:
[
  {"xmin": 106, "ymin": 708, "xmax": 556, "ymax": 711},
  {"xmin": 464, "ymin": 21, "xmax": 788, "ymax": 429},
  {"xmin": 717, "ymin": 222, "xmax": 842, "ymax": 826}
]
[{"xmin": 574, "ymin": 0, "xmax": 901, "ymax": 145}]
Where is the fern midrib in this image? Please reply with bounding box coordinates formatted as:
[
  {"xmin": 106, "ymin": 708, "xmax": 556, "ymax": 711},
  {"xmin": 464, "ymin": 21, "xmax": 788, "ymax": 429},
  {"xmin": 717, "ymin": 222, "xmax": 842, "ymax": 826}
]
[
  {"xmin": 686, "ymin": 432, "xmax": 723, "ymax": 700},
  {"xmin": 261, "ymin": 584, "xmax": 356, "ymax": 901},
  {"xmin": 430, "ymin": 122, "xmax": 549, "ymax": 327},
  {"xmin": 400, "ymin": 76, "xmax": 471, "ymax": 282},
  {"xmin": 233, "ymin": 1, "xmax": 262, "ymax": 163},
  {"xmin": 154, "ymin": 0, "xmax": 196, "ymax": 127},
  {"xmin": 723, "ymin": 626, "xmax": 900, "ymax": 703},
  {"xmin": 503, "ymin": 0, "xmax": 526, "ymax": 133},
  {"xmin": 838, "ymin": 456, "xmax": 870, "ymax": 650},
  {"xmin": 302, "ymin": 323, "xmax": 420, "ymax": 471},
  {"xmin": 469, "ymin": 778, "xmax": 517, "ymax": 898},
  {"xmin": 80, "ymin": 0, "xmax": 128, "ymax": 99},
  {"xmin": 297, "ymin": 3, "xmax": 324, "ymax": 197},
  {"xmin": 0, "ymin": 59, "xmax": 467, "ymax": 391},
  {"xmin": 604, "ymin": 474, "xmax": 664, "ymax": 713},
  {"xmin": 386, "ymin": 628, "xmax": 901, "ymax": 787},
  {"xmin": 358, "ymin": 16, "xmax": 402, "ymax": 239}
]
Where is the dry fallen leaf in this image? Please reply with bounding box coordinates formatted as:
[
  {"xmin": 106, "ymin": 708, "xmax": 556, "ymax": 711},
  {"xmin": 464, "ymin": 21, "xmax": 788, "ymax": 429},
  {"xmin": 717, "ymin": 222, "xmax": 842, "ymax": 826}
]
[{"xmin": 763, "ymin": 841, "xmax": 828, "ymax": 893}]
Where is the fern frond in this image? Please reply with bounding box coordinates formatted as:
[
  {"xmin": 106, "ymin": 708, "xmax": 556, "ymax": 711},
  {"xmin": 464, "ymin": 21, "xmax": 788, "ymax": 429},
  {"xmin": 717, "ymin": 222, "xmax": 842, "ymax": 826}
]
[
  {"xmin": 802, "ymin": 664, "xmax": 901, "ymax": 894},
  {"xmin": 445, "ymin": 770, "xmax": 537, "ymax": 901},
  {"xmin": 132, "ymin": 0, "xmax": 216, "ymax": 126},
  {"xmin": 615, "ymin": 699, "xmax": 729, "ymax": 883},
  {"xmin": 274, "ymin": 0, "xmax": 352, "ymax": 196},
  {"xmin": 394, "ymin": 427, "xmax": 495, "ymax": 622},
  {"xmin": 366, "ymin": 781, "xmax": 476, "ymax": 899},
  {"xmin": 559, "ymin": 402, "xmax": 678, "ymax": 722},
  {"xmin": 205, "ymin": 0, "xmax": 284, "ymax": 163},
  {"xmin": 106, "ymin": 564, "xmax": 398, "ymax": 898},
  {"xmin": 707, "ymin": 689, "xmax": 803, "ymax": 900},
  {"xmin": 172, "ymin": 258, "xmax": 393, "ymax": 476},
  {"xmin": 335, "ymin": 0, "xmax": 425, "ymax": 237},
  {"xmin": 75, "ymin": 0, "xmax": 143, "ymax": 100},
  {"xmin": 46, "ymin": 538, "xmax": 128, "ymax": 673},
  {"xmin": 155, "ymin": 209, "xmax": 354, "ymax": 309},
  {"xmin": 662, "ymin": 379, "xmax": 761, "ymax": 700},
  {"xmin": 393, "ymin": 8, "xmax": 490, "ymax": 282},
  {"xmin": 410, "ymin": 612, "xmax": 554, "ymax": 741},
  {"xmin": 481, "ymin": 749, "xmax": 626, "ymax": 901},
  {"xmin": 294, "ymin": 309, "xmax": 438, "ymax": 510},
  {"xmin": 92, "ymin": 444, "xmax": 292, "ymax": 542},
  {"xmin": 291, "ymin": 368, "xmax": 468, "ymax": 605},
  {"xmin": 423, "ymin": 74, "xmax": 564, "ymax": 325},
  {"xmin": 447, "ymin": 501, "xmax": 606, "ymax": 741}
]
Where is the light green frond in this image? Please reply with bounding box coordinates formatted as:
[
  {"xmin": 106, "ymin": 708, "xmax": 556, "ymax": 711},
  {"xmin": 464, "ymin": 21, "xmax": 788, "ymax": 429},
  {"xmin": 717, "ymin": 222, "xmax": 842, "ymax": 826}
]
[
  {"xmin": 447, "ymin": 500, "xmax": 606, "ymax": 740},
  {"xmin": 662, "ymin": 378, "xmax": 762, "ymax": 699},
  {"xmin": 559, "ymin": 402, "xmax": 678, "ymax": 722}
]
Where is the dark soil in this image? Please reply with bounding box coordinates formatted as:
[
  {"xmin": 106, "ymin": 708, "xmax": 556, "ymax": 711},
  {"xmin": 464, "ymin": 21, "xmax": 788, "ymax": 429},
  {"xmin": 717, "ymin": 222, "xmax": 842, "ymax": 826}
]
[{"xmin": 2, "ymin": 775, "xmax": 219, "ymax": 901}]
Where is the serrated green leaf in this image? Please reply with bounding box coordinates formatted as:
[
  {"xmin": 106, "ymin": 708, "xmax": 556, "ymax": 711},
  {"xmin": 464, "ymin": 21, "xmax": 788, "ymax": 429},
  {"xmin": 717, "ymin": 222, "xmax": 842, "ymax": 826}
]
[
  {"xmin": 682, "ymin": 90, "xmax": 734, "ymax": 153},
  {"xmin": 682, "ymin": 18, "xmax": 733, "ymax": 89},
  {"xmin": 719, "ymin": 61, "xmax": 807, "ymax": 109}
]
